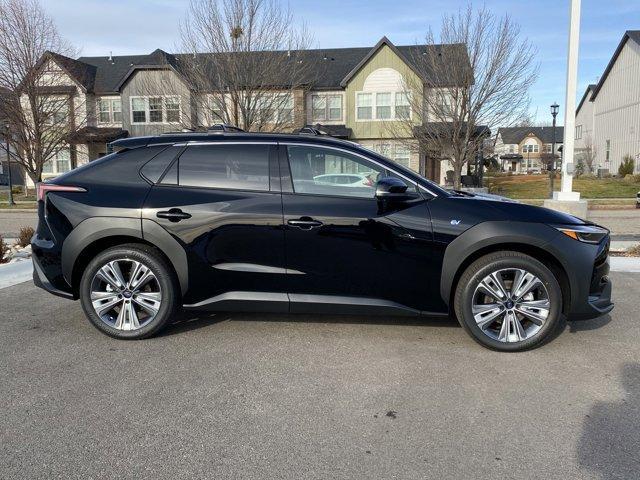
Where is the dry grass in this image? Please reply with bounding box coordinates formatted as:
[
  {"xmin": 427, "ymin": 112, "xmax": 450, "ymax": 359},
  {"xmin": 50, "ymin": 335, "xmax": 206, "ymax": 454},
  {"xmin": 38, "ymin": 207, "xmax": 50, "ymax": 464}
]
[
  {"xmin": 17, "ymin": 226, "xmax": 35, "ymax": 247},
  {"xmin": 486, "ymin": 175, "xmax": 640, "ymax": 199}
]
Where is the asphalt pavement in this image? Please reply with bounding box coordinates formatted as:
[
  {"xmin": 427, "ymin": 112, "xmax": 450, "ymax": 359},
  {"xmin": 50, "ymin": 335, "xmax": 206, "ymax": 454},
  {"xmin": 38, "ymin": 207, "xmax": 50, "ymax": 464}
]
[{"xmin": 1, "ymin": 274, "xmax": 639, "ymax": 479}]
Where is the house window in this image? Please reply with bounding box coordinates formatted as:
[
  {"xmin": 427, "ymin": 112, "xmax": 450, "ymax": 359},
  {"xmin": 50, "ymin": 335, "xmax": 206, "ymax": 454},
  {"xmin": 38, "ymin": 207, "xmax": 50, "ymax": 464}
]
[
  {"xmin": 311, "ymin": 94, "xmax": 342, "ymax": 122},
  {"xmin": 356, "ymin": 91, "xmax": 411, "ymax": 121},
  {"xmin": 276, "ymin": 93, "xmax": 293, "ymax": 122},
  {"xmin": 42, "ymin": 149, "xmax": 71, "ymax": 176},
  {"xmin": 97, "ymin": 98, "xmax": 122, "ymax": 124},
  {"xmin": 370, "ymin": 142, "xmax": 412, "ymax": 168},
  {"xmin": 575, "ymin": 125, "xmax": 582, "ymax": 140},
  {"xmin": 130, "ymin": 96, "xmax": 181, "ymax": 124},
  {"xmin": 356, "ymin": 93, "xmax": 372, "ymax": 120},
  {"xmin": 43, "ymin": 98, "xmax": 68, "ymax": 126},
  {"xmin": 508, "ymin": 145, "xmax": 515, "ymax": 154},
  {"xmin": 375, "ymin": 93, "xmax": 391, "ymax": 119},
  {"xmin": 208, "ymin": 95, "xmax": 225, "ymax": 123},
  {"xmin": 605, "ymin": 140, "xmax": 610, "ymax": 162},
  {"xmin": 255, "ymin": 93, "xmax": 293, "ymax": 124},
  {"xmin": 395, "ymin": 92, "xmax": 410, "ymax": 119}
]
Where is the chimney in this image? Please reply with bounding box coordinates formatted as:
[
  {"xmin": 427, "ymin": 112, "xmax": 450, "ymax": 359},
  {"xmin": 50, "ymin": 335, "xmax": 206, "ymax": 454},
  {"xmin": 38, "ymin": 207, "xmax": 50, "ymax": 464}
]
[{"xmin": 108, "ymin": 51, "xmax": 113, "ymax": 63}]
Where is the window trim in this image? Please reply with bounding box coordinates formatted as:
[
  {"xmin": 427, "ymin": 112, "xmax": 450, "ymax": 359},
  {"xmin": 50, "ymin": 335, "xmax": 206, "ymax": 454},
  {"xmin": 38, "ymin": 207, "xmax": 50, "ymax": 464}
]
[
  {"xmin": 97, "ymin": 97, "xmax": 122, "ymax": 124},
  {"xmin": 311, "ymin": 93, "xmax": 343, "ymax": 122},
  {"xmin": 129, "ymin": 95, "xmax": 182, "ymax": 125},
  {"xmin": 355, "ymin": 90, "xmax": 412, "ymax": 122}
]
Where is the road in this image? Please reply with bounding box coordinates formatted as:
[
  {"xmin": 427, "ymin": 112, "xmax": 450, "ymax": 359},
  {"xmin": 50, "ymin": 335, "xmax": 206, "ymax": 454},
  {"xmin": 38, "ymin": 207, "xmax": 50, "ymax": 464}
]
[{"xmin": 1, "ymin": 274, "xmax": 639, "ymax": 479}]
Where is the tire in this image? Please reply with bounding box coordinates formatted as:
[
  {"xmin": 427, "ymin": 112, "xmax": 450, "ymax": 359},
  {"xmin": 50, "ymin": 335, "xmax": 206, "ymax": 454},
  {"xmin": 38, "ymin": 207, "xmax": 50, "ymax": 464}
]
[
  {"xmin": 79, "ymin": 243, "xmax": 179, "ymax": 339},
  {"xmin": 454, "ymin": 251, "xmax": 563, "ymax": 352}
]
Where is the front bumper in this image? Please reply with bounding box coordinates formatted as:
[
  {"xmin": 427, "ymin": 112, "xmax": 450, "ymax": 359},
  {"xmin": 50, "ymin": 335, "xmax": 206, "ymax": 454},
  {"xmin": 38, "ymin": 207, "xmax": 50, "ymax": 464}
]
[{"xmin": 560, "ymin": 234, "xmax": 614, "ymax": 321}]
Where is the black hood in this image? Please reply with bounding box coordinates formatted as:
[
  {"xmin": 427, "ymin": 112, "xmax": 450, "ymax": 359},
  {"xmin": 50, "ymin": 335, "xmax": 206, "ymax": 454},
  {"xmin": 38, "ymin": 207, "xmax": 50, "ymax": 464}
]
[{"xmin": 445, "ymin": 193, "xmax": 587, "ymax": 226}]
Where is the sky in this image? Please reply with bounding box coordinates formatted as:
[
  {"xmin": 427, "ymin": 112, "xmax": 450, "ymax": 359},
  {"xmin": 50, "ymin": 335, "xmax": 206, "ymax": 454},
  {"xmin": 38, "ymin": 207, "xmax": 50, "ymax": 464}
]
[{"xmin": 40, "ymin": 0, "xmax": 640, "ymax": 125}]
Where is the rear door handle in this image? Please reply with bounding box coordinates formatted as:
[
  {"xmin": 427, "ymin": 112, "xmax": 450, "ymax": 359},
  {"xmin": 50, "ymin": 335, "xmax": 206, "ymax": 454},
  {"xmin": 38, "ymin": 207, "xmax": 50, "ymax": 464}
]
[
  {"xmin": 156, "ymin": 208, "xmax": 192, "ymax": 222},
  {"xmin": 287, "ymin": 217, "xmax": 323, "ymax": 230}
]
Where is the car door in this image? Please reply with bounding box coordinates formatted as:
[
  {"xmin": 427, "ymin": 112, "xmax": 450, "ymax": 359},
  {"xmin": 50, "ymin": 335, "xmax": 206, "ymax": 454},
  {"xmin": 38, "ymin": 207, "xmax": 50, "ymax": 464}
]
[
  {"xmin": 142, "ymin": 142, "xmax": 287, "ymax": 308},
  {"xmin": 280, "ymin": 143, "xmax": 442, "ymax": 313}
]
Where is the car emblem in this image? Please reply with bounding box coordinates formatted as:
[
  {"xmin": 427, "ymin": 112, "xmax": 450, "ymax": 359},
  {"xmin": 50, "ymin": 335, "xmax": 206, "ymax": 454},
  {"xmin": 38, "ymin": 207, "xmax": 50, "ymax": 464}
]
[{"xmin": 450, "ymin": 219, "xmax": 461, "ymax": 225}]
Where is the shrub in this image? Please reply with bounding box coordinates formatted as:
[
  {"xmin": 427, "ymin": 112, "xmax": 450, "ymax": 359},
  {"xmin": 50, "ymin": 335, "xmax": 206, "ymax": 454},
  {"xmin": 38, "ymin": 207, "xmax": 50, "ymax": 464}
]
[
  {"xmin": 627, "ymin": 244, "xmax": 640, "ymax": 257},
  {"xmin": 0, "ymin": 235, "xmax": 8, "ymax": 264},
  {"xmin": 618, "ymin": 155, "xmax": 635, "ymax": 176},
  {"xmin": 17, "ymin": 226, "xmax": 35, "ymax": 248}
]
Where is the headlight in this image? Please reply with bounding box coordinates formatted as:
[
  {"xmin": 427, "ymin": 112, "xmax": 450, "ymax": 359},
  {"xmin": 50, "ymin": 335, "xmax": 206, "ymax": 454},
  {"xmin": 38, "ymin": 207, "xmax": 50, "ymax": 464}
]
[{"xmin": 553, "ymin": 224, "xmax": 609, "ymax": 244}]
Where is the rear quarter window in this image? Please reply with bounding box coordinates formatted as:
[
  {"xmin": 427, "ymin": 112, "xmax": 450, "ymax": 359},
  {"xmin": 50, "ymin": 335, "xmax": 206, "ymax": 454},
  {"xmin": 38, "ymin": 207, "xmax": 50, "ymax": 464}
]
[
  {"xmin": 177, "ymin": 144, "xmax": 270, "ymax": 191},
  {"xmin": 140, "ymin": 146, "xmax": 182, "ymax": 183}
]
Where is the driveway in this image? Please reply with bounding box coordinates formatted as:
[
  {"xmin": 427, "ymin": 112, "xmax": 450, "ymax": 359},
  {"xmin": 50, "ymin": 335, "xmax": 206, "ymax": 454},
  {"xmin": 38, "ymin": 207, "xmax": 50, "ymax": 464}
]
[{"xmin": 1, "ymin": 273, "xmax": 639, "ymax": 479}]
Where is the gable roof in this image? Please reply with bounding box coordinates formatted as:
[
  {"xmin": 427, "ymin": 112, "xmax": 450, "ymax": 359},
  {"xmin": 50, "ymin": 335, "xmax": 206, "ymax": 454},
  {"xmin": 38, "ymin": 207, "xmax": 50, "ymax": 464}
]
[
  {"xmin": 71, "ymin": 37, "xmax": 467, "ymax": 94},
  {"xmin": 576, "ymin": 83, "xmax": 597, "ymax": 114},
  {"xmin": 44, "ymin": 51, "xmax": 96, "ymax": 92},
  {"xmin": 589, "ymin": 30, "xmax": 640, "ymax": 101},
  {"xmin": 497, "ymin": 126, "xmax": 564, "ymax": 145}
]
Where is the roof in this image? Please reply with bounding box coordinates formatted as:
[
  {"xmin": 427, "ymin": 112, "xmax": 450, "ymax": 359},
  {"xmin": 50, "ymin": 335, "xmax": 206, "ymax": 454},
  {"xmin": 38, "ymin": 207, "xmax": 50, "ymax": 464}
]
[
  {"xmin": 496, "ymin": 126, "xmax": 564, "ymax": 145},
  {"xmin": 576, "ymin": 83, "xmax": 597, "ymax": 114},
  {"xmin": 67, "ymin": 38, "xmax": 466, "ymax": 94},
  {"xmin": 589, "ymin": 30, "xmax": 640, "ymax": 102}
]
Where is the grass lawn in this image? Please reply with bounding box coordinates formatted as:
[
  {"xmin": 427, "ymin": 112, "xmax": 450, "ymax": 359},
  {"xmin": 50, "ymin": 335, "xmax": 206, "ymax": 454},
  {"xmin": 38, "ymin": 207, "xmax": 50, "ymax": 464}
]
[{"xmin": 486, "ymin": 175, "xmax": 640, "ymax": 199}]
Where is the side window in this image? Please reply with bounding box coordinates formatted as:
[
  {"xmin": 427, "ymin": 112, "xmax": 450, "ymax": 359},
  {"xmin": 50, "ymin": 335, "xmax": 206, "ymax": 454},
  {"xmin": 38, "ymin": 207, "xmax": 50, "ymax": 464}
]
[
  {"xmin": 140, "ymin": 146, "xmax": 181, "ymax": 183},
  {"xmin": 286, "ymin": 145, "xmax": 385, "ymax": 198},
  {"xmin": 177, "ymin": 144, "xmax": 270, "ymax": 191}
]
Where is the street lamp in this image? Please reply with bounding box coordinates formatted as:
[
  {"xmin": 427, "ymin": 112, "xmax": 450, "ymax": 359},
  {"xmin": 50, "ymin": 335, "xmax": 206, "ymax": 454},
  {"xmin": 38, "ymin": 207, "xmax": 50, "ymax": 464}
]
[
  {"xmin": 4, "ymin": 123, "xmax": 15, "ymax": 206},
  {"xmin": 549, "ymin": 102, "xmax": 559, "ymax": 198}
]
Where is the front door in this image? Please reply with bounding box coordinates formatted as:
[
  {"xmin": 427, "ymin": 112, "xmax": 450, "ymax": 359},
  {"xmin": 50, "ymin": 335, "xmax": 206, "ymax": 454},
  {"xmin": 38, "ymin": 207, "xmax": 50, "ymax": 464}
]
[
  {"xmin": 142, "ymin": 142, "xmax": 287, "ymax": 307},
  {"xmin": 280, "ymin": 144, "xmax": 439, "ymax": 313}
]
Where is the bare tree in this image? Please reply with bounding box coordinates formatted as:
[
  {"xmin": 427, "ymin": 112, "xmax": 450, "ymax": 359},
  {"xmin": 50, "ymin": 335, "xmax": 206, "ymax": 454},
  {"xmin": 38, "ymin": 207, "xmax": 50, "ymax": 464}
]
[
  {"xmin": 390, "ymin": 5, "xmax": 538, "ymax": 188},
  {"xmin": 178, "ymin": 0, "xmax": 315, "ymax": 132},
  {"xmin": 0, "ymin": 0, "xmax": 85, "ymax": 184},
  {"xmin": 580, "ymin": 135, "xmax": 597, "ymax": 174}
]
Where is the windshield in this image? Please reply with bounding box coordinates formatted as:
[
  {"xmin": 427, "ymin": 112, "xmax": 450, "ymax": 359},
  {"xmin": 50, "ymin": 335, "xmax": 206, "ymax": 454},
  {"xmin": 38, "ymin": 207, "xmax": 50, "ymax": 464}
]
[{"xmin": 354, "ymin": 144, "xmax": 451, "ymax": 197}]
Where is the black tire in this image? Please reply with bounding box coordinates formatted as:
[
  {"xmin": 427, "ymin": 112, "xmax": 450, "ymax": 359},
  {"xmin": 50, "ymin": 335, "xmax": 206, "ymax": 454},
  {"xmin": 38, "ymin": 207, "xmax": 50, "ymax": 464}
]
[
  {"xmin": 79, "ymin": 243, "xmax": 179, "ymax": 339},
  {"xmin": 454, "ymin": 251, "xmax": 563, "ymax": 352}
]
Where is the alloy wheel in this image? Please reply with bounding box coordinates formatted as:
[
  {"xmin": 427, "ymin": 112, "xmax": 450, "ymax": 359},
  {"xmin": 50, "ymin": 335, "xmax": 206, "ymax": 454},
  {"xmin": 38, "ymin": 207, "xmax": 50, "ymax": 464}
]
[
  {"xmin": 89, "ymin": 258, "xmax": 162, "ymax": 331},
  {"xmin": 471, "ymin": 268, "xmax": 551, "ymax": 343}
]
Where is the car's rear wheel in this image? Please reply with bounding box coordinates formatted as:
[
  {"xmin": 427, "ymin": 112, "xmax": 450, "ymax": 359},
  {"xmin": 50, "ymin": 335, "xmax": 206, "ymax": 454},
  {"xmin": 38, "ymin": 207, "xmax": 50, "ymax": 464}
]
[
  {"xmin": 79, "ymin": 244, "xmax": 179, "ymax": 339},
  {"xmin": 454, "ymin": 251, "xmax": 563, "ymax": 352}
]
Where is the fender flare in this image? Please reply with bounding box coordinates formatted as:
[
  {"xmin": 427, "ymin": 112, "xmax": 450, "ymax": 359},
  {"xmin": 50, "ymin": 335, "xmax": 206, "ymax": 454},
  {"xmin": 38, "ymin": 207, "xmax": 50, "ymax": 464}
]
[
  {"xmin": 61, "ymin": 216, "xmax": 188, "ymax": 295},
  {"xmin": 439, "ymin": 221, "xmax": 568, "ymax": 305}
]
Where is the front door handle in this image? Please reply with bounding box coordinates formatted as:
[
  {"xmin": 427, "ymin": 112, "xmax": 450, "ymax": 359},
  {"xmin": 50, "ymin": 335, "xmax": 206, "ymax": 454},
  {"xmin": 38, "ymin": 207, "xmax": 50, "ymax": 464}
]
[
  {"xmin": 156, "ymin": 208, "xmax": 192, "ymax": 222},
  {"xmin": 287, "ymin": 217, "xmax": 323, "ymax": 230}
]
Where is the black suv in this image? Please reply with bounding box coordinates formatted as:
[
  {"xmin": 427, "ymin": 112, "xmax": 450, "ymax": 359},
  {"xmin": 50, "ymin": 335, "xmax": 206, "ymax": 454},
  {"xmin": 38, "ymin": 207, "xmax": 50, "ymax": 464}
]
[{"xmin": 32, "ymin": 131, "xmax": 613, "ymax": 351}]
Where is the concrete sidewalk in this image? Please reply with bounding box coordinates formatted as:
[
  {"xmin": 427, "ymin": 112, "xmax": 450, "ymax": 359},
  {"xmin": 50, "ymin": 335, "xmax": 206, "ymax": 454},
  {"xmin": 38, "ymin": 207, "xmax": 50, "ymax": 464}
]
[{"xmin": 0, "ymin": 261, "xmax": 32, "ymax": 289}]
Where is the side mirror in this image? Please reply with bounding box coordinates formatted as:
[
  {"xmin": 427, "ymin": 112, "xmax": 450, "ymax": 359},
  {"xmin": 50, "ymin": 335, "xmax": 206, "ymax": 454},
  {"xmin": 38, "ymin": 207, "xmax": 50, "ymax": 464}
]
[{"xmin": 375, "ymin": 177, "xmax": 417, "ymax": 201}]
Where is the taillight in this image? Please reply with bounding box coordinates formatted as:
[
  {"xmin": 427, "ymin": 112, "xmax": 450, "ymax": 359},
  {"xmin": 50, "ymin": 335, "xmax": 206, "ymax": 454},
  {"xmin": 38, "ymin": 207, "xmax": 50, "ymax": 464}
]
[{"xmin": 36, "ymin": 183, "xmax": 86, "ymax": 201}]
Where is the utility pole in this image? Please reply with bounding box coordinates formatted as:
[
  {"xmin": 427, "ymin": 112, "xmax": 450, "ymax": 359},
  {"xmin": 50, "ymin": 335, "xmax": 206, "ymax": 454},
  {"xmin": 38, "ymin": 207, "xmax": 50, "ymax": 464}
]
[
  {"xmin": 5, "ymin": 124, "xmax": 15, "ymax": 206},
  {"xmin": 543, "ymin": 0, "xmax": 588, "ymax": 217}
]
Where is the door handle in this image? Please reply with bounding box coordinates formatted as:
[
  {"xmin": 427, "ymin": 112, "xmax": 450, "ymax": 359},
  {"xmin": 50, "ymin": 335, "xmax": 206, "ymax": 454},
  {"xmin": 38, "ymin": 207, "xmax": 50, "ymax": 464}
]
[
  {"xmin": 287, "ymin": 217, "xmax": 323, "ymax": 230},
  {"xmin": 156, "ymin": 208, "xmax": 192, "ymax": 222}
]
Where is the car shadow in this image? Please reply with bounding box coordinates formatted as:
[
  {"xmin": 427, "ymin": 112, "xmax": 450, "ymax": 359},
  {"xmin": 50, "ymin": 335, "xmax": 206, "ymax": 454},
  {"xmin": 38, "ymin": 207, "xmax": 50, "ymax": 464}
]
[
  {"xmin": 567, "ymin": 314, "xmax": 613, "ymax": 333},
  {"xmin": 160, "ymin": 310, "xmax": 459, "ymax": 337},
  {"xmin": 576, "ymin": 363, "xmax": 640, "ymax": 479}
]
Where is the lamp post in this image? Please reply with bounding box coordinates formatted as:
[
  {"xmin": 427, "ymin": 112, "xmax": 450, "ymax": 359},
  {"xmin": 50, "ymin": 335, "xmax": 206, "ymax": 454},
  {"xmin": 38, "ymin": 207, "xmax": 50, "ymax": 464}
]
[
  {"xmin": 4, "ymin": 123, "xmax": 15, "ymax": 206},
  {"xmin": 549, "ymin": 102, "xmax": 559, "ymax": 198}
]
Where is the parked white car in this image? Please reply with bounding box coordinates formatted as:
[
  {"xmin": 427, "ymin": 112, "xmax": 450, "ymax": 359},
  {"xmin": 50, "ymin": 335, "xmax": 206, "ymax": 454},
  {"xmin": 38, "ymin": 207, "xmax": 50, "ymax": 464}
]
[{"xmin": 313, "ymin": 173, "xmax": 376, "ymax": 187}]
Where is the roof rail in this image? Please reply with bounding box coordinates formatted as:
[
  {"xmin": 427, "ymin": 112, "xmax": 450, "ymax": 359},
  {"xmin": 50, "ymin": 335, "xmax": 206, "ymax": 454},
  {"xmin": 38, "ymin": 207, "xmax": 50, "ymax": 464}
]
[{"xmin": 207, "ymin": 124, "xmax": 245, "ymax": 133}]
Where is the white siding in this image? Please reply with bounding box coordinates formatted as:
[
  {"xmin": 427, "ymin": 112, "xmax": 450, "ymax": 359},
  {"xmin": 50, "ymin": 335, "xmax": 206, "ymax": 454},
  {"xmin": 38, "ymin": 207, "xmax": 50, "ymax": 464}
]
[{"xmin": 590, "ymin": 40, "xmax": 640, "ymax": 173}]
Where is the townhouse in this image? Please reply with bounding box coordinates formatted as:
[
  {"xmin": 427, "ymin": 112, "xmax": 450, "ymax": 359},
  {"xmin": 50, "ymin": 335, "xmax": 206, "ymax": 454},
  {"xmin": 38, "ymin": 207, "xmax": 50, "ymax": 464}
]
[
  {"xmin": 574, "ymin": 30, "xmax": 640, "ymax": 174},
  {"xmin": 21, "ymin": 37, "xmax": 470, "ymax": 185},
  {"xmin": 494, "ymin": 126, "xmax": 564, "ymax": 173}
]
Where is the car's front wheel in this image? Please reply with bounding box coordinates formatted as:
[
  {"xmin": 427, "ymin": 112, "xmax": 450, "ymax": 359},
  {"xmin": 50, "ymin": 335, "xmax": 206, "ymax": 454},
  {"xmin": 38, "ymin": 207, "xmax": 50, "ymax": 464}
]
[
  {"xmin": 454, "ymin": 251, "xmax": 563, "ymax": 351},
  {"xmin": 79, "ymin": 244, "xmax": 179, "ymax": 339}
]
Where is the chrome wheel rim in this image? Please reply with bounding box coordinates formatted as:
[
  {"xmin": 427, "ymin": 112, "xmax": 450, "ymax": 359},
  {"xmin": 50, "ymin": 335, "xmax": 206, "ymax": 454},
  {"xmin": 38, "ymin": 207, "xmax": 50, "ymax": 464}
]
[
  {"xmin": 90, "ymin": 258, "xmax": 162, "ymax": 331},
  {"xmin": 471, "ymin": 268, "xmax": 550, "ymax": 343}
]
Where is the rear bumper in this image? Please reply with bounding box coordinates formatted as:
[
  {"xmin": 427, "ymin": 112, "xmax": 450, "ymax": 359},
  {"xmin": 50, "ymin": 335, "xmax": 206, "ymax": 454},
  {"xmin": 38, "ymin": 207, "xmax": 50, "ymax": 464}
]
[{"xmin": 31, "ymin": 238, "xmax": 75, "ymax": 300}]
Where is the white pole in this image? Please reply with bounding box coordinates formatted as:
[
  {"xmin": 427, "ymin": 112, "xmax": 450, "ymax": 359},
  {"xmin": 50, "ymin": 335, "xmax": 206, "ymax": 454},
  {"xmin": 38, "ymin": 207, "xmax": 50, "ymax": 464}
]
[{"xmin": 557, "ymin": 0, "xmax": 581, "ymax": 199}]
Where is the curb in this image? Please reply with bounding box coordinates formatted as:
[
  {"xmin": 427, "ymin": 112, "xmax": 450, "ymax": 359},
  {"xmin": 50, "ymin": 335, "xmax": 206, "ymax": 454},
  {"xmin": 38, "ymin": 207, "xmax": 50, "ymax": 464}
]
[
  {"xmin": 610, "ymin": 257, "xmax": 640, "ymax": 273},
  {"xmin": 0, "ymin": 261, "xmax": 33, "ymax": 290}
]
